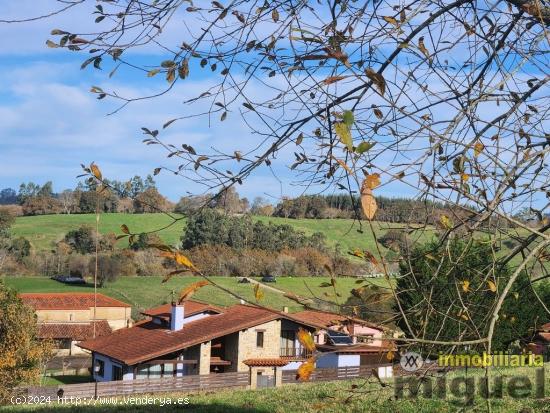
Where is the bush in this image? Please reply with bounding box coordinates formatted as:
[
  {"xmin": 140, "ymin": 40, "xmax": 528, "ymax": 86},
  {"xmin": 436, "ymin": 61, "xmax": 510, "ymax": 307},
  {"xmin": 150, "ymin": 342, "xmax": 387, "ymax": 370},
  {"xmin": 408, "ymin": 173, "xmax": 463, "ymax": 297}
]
[
  {"xmin": 9, "ymin": 237, "xmax": 31, "ymax": 261},
  {"xmin": 377, "ymin": 229, "xmax": 410, "ymax": 252},
  {"xmin": 134, "ymin": 250, "xmax": 166, "ymax": 276},
  {"xmin": 90, "ymin": 252, "xmax": 136, "ymax": 287},
  {"xmin": 64, "ymin": 225, "xmax": 96, "ymax": 254}
]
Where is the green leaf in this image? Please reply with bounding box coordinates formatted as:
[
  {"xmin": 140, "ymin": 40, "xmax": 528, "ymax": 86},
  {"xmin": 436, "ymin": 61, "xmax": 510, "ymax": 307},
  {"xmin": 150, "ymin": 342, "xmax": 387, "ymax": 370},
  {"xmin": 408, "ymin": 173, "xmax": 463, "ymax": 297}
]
[
  {"xmin": 343, "ymin": 110, "xmax": 354, "ymax": 127},
  {"xmin": 355, "ymin": 141, "xmax": 376, "ymax": 154},
  {"xmin": 334, "ymin": 122, "xmax": 352, "ymax": 151}
]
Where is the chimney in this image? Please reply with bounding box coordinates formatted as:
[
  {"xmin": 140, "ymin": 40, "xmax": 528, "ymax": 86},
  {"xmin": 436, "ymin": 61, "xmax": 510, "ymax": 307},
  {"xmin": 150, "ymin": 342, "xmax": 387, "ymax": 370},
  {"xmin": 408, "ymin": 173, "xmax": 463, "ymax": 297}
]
[
  {"xmin": 283, "ymin": 306, "xmax": 289, "ymax": 313},
  {"xmin": 170, "ymin": 301, "xmax": 185, "ymax": 331}
]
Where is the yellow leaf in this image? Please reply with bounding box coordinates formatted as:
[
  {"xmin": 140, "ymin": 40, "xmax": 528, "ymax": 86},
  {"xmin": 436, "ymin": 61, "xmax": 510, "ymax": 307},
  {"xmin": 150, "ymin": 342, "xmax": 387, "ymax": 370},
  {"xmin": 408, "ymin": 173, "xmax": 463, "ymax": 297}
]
[
  {"xmin": 175, "ymin": 252, "xmax": 196, "ymax": 270},
  {"xmin": 386, "ymin": 350, "xmax": 395, "ymax": 361},
  {"xmin": 461, "ymin": 173, "xmax": 469, "ymax": 182},
  {"xmin": 474, "ymin": 141, "xmax": 484, "ymax": 157},
  {"xmin": 439, "ymin": 214, "xmax": 453, "ymax": 229},
  {"xmin": 297, "ymin": 328, "xmax": 316, "ymax": 352},
  {"xmin": 487, "ymin": 280, "xmax": 497, "ymax": 293},
  {"xmin": 90, "ymin": 163, "xmax": 102, "ymax": 180},
  {"xmin": 147, "ymin": 69, "xmax": 160, "ymax": 77},
  {"xmin": 513, "ymin": 292, "xmax": 519, "ymax": 300},
  {"xmin": 383, "ymin": 16, "xmax": 399, "ymax": 27},
  {"xmin": 253, "ymin": 283, "xmax": 264, "ymax": 302},
  {"xmin": 362, "ymin": 173, "xmax": 381, "ymax": 190},
  {"xmin": 178, "ymin": 280, "xmax": 209, "ymax": 303},
  {"xmin": 461, "ymin": 280, "xmax": 470, "ymax": 293},
  {"xmin": 361, "ymin": 188, "xmax": 377, "ymax": 220},
  {"xmin": 296, "ymin": 357, "xmax": 315, "ymax": 381},
  {"xmin": 365, "ymin": 68, "xmax": 386, "ymax": 95},
  {"xmin": 418, "ymin": 36, "xmax": 431, "ymax": 63},
  {"xmin": 334, "ymin": 122, "xmax": 353, "ymax": 151}
]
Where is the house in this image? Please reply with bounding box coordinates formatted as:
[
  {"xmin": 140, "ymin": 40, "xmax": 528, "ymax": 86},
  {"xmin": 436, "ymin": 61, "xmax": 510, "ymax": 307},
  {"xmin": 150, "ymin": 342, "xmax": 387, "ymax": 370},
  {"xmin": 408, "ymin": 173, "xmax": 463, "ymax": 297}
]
[
  {"xmin": 20, "ymin": 292, "xmax": 132, "ymax": 355},
  {"xmin": 78, "ymin": 299, "xmax": 394, "ymax": 386}
]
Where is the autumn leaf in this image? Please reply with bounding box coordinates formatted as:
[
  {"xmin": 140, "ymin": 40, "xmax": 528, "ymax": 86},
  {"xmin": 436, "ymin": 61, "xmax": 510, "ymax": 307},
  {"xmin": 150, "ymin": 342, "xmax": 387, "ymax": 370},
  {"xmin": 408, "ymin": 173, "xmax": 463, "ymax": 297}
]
[
  {"xmin": 474, "ymin": 141, "xmax": 484, "ymax": 157},
  {"xmin": 361, "ymin": 188, "xmax": 377, "ymax": 220},
  {"xmin": 363, "ymin": 173, "xmax": 381, "ymax": 190},
  {"xmin": 253, "ymin": 283, "xmax": 264, "ymax": 302},
  {"xmin": 46, "ymin": 40, "xmax": 59, "ymax": 48},
  {"xmin": 90, "ymin": 163, "xmax": 102, "ymax": 180},
  {"xmin": 334, "ymin": 122, "xmax": 353, "ymax": 151},
  {"xmin": 147, "ymin": 69, "xmax": 160, "ymax": 77},
  {"xmin": 386, "ymin": 350, "xmax": 395, "ymax": 361},
  {"xmin": 297, "ymin": 328, "xmax": 316, "ymax": 352},
  {"xmin": 439, "ymin": 214, "xmax": 453, "ymax": 229},
  {"xmin": 365, "ymin": 68, "xmax": 386, "ymax": 95},
  {"xmin": 178, "ymin": 280, "xmax": 209, "ymax": 303},
  {"xmin": 174, "ymin": 252, "xmax": 196, "ymax": 270},
  {"xmin": 296, "ymin": 357, "xmax": 315, "ymax": 381},
  {"xmin": 418, "ymin": 36, "xmax": 431, "ymax": 63},
  {"xmin": 373, "ymin": 107, "xmax": 383, "ymax": 119},
  {"xmin": 487, "ymin": 280, "xmax": 497, "ymax": 293},
  {"xmin": 383, "ymin": 16, "xmax": 399, "ymax": 27},
  {"xmin": 120, "ymin": 224, "xmax": 130, "ymax": 234},
  {"xmin": 461, "ymin": 280, "xmax": 470, "ymax": 293},
  {"xmin": 272, "ymin": 8, "xmax": 279, "ymax": 22},
  {"xmin": 323, "ymin": 75, "xmax": 347, "ymax": 85}
]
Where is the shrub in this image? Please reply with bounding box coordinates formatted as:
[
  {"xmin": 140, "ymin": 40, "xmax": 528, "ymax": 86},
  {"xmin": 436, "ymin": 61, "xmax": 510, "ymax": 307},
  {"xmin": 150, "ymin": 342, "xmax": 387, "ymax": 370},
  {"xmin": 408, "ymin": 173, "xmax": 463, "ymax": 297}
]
[
  {"xmin": 9, "ymin": 237, "xmax": 31, "ymax": 261},
  {"xmin": 64, "ymin": 225, "xmax": 96, "ymax": 254},
  {"xmin": 134, "ymin": 250, "xmax": 166, "ymax": 276}
]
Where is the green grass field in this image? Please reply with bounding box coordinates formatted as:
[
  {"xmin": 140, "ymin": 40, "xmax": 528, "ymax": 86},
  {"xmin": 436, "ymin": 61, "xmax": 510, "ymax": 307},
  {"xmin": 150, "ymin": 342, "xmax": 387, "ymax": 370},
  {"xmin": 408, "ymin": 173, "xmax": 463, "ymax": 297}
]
[
  {"xmin": 1, "ymin": 276, "xmax": 390, "ymax": 313},
  {"xmin": 11, "ymin": 213, "xmax": 434, "ymax": 256},
  {"xmin": 2, "ymin": 367, "xmax": 548, "ymax": 412}
]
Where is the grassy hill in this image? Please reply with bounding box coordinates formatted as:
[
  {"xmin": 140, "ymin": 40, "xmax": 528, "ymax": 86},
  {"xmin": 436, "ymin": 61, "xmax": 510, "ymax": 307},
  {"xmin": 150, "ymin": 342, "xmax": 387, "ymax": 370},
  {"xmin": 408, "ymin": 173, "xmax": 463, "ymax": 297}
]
[
  {"xmin": 1, "ymin": 275, "xmax": 390, "ymax": 314},
  {"xmin": 12, "ymin": 213, "xmax": 434, "ymax": 255}
]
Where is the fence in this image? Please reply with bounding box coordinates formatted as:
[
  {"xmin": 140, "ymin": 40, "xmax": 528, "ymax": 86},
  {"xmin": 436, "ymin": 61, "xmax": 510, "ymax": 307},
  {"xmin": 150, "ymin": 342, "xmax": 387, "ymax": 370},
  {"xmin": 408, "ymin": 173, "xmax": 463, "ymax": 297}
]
[
  {"xmin": 23, "ymin": 365, "xmax": 393, "ymax": 399},
  {"xmin": 25, "ymin": 371, "xmax": 250, "ymax": 399},
  {"xmin": 282, "ymin": 364, "xmax": 392, "ymax": 384}
]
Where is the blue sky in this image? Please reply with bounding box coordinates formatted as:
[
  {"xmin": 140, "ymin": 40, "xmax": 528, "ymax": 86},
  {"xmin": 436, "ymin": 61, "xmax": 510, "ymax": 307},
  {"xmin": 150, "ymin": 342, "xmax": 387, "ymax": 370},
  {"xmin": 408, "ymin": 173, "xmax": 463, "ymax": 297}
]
[{"xmin": 0, "ymin": 1, "xmax": 338, "ymax": 202}]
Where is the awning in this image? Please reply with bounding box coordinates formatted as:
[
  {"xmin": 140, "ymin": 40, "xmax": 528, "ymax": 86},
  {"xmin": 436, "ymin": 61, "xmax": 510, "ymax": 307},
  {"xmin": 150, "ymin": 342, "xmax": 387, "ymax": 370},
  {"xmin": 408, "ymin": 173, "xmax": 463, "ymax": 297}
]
[{"xmin": 243, "ymin": 358, "xmax": 289, "ymax": 367}]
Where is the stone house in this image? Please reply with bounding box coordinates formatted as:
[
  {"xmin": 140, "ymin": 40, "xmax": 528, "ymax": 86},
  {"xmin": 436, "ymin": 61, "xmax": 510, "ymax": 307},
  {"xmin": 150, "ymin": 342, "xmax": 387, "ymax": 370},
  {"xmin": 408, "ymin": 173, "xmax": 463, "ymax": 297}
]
[
  {"xmin": 79, "ymin": 299, "xmax": 393, "ymax": 387},
  {"xmin": 20, "ymin": 293, "xmax": 132, "ymax": 355}
]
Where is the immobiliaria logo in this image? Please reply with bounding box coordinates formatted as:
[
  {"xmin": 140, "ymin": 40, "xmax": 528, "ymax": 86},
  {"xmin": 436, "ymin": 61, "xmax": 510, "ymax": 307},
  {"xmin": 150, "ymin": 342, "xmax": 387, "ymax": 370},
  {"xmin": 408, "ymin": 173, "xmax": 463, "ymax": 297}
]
[{"xmin": 395, "ymin": 351, "xmax": 545, "ymax": 404}]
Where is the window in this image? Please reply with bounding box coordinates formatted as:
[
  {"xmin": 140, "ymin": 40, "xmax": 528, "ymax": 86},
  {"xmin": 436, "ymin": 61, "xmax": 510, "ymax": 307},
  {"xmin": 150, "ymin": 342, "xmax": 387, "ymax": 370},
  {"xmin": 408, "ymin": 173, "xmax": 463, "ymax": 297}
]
[
  {"xmin": 256, "ymin": 331, "xmax": 264, "ymax": 348},
  {"xmin": 357, "ymin": 335, "xmax": 374, "ymax": 344},
  {"xmin": 280, "ymin": 330, "xmax": 296, "ymax": 356},
  {"xmin": 112, "ymin": 365, "xmax": 123, "ymax": 381},
  {"xmin": 95, "ymin": 359, "xmax": 105, "ymax": 377}
]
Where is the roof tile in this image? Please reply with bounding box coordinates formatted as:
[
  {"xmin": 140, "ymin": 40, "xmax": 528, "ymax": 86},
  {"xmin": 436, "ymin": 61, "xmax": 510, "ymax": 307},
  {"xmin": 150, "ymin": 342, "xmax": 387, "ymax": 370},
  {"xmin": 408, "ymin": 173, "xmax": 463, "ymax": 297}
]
[{"xmin": 20, "ymin": 293, "xmax": 130, "ymax": 310}]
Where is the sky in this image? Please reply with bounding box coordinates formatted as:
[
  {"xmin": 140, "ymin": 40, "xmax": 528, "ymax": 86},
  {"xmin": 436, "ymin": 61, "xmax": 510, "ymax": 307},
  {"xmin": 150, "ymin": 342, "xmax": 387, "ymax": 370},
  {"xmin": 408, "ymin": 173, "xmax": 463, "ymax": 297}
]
[{"xmin": 0, "ymin": 1, "xmax": 343, "ymax": 203}]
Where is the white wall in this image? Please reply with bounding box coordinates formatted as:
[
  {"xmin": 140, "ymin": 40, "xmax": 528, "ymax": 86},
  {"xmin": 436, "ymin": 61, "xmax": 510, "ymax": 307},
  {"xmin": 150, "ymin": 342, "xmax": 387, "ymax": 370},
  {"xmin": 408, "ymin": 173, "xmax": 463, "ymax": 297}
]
[{"xmin": 316, "ymin": 353, "xmax": 361, "ymax": 369}]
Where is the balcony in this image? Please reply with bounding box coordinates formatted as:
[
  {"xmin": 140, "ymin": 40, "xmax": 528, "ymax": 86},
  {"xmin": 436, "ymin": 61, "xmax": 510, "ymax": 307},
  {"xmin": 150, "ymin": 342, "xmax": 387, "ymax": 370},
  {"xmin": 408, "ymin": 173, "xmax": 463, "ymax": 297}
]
[{"xmin": 280, "ymin": 347, "xmax": 312, "ymax": 359}]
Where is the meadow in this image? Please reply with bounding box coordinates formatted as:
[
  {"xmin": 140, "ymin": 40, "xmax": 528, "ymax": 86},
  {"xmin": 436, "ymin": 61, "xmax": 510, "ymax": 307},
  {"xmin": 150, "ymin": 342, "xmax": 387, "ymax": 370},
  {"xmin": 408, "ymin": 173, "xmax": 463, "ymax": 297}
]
[
  {"xmin": 11, "ymin": 213, "xmax": 434, "ymax": 255},
  {"xmin": 1, "ymin": 275, "xmax": 390, "ymax": 314}
]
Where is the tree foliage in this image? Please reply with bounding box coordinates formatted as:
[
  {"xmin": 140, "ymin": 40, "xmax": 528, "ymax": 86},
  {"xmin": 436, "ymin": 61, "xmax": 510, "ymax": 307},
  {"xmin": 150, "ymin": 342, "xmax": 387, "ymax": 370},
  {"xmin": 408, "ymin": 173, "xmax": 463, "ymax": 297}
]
[{"xmin": 0, "ymin": 282, "xmax": 51, "ymax": 403}]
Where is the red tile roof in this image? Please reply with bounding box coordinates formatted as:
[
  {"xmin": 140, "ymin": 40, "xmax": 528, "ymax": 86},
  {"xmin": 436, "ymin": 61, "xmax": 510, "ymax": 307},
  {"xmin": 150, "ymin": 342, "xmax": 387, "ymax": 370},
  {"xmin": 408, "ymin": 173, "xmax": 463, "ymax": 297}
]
[
  {"xmin": 20, "ymin": 293, "xmax": 130, "ymax": 310},
  {"xmin": 243, "ymin": 358, "xmax": 289, "ymax": 367},
  {"xmin": 141, "ymin": 300, "xmax": 223, "ymax": 321},
  {"xmin": 290, "ymin": 310, "xmax": 385, "ymax": 331},
  {"xmin": 38, "ymin": 321, "xmax": 112, "ymax": 341},
  {"xmin": 79, "ymin": 304, "xmax": 283, "ymax": 365}
]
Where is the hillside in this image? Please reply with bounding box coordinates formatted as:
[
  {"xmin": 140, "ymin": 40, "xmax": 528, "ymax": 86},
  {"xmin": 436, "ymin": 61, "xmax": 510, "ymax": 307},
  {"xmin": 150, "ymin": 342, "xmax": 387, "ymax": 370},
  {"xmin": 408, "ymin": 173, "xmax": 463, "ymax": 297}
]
[
  {"xmin": 11, "ymin": 213, "xmax": 433, "ymax": 255},
  {"xmin": 1, "ymin": 276, "xmax": 391, "ymax": 315}
]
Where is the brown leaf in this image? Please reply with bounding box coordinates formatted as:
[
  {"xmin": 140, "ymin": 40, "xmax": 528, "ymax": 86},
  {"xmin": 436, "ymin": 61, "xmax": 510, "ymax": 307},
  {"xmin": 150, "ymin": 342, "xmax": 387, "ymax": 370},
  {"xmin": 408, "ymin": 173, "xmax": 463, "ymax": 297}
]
[
  {"xmin": 474, "ymin": 141, "xmax": 484, "ymax": 157},
  {"xmin": 120, "ymin": 224, "xmax": 130, "ymax": 234},
  {"xmin": 297, "ymin": 328, "xmax": 316, "ymax": 352},
  {"xmin": 418, "ymin": 36, "xmax": 431, "ymax": 63},
  {"xmin": 365, "ymin": 68, "xmax": 386, "ymax": 95},
  {"xmin": 323, "ymin": 75, "xmax": 347, "ymax": 85},
  {"xmin": 272, "ymin": 8, "xmax": 279, "ymax": 22},
  {"xmin": 90, "ymin": 163, "xmax": 102, "ymax": 180},
  {"xmin": 178, "ymin": 280, "xmax": 209, "ymax": 303},
  {"xmin": 361, "ymin": 188, "xmax": 377, "ymax": 220},
  {"xmin": 174, "ymin": 252, "xmax": 196, "ymax": 270},
  {"xmin": 362, "ymin": 173, "xmax": 381, "ymax": 190}
]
